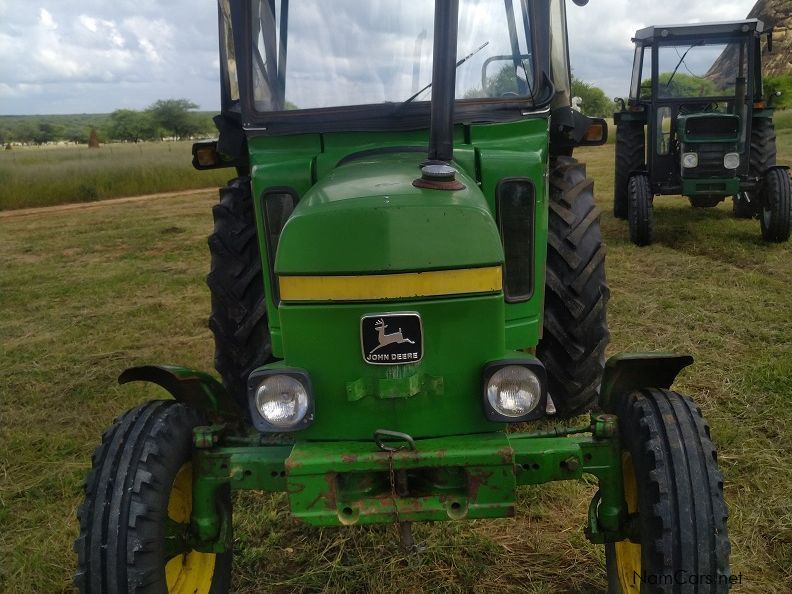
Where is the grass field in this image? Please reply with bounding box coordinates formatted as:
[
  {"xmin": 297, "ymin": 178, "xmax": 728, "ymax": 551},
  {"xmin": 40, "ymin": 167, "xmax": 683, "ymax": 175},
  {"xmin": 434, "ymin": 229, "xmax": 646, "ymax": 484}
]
[
  {"xmin": 1, "ymin": 133, "xmax": 791, "ymax": 592},
  {"xmin": 0, "ymin": 141, "xmax": 231, "ymax": 211}
]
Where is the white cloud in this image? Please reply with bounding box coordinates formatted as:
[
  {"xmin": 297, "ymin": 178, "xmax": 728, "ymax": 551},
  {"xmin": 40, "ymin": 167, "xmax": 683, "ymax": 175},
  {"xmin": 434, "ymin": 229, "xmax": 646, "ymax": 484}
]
[
  {"xmin": 39, "ymin": 8, "xmax": 56, "ymax": 30},
  {"xmin": 0, "ymin": 0, "xmax": 757, "ymax": 115}
]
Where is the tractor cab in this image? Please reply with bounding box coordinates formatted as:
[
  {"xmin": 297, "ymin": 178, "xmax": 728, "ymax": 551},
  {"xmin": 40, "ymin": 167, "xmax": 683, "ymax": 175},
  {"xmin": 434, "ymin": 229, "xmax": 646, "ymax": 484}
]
[{"xmin": 613, "ymin": 19, "xmax": 791, "ymax": 245}]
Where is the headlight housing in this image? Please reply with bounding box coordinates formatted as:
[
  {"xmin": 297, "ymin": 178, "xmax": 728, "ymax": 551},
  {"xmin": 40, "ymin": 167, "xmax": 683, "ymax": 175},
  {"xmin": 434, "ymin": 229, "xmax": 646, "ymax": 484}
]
[
  {"xmin": 681, "ymin": 152, "xmax": 699, "ymax": 169},
  {"xmin": 481, "ymin": 359, "xmax": 547, "ymax": 422},
  {"xmin": 248, "ymin": 368, "xmax": 314, "ymax": 432},
  {"xmin": 723, "ymin": 152, "xmax": 740, "ymax": 170}
]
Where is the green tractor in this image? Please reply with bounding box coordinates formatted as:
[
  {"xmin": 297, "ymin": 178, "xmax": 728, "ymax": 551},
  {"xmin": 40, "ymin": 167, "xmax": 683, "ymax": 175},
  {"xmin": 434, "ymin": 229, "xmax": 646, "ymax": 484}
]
[
  {"xmin": 75, "ymin": 1, "xmax": 731, "ymax": 592},
  {"xmin": 613, "ymin": 19, "xmax": 791, "ymax": 246}
]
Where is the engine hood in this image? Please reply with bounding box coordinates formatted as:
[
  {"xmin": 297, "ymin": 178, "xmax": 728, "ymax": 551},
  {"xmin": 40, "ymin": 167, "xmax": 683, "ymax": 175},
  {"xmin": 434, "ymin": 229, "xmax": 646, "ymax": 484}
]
[{"xmin": 274, "ymin": 152, "xmax": 504, "ymax": 275}]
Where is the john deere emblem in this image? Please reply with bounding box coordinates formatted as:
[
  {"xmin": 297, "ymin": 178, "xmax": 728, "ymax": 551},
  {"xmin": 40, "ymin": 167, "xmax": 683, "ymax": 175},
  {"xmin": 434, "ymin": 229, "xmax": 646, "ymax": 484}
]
[{"xmin": 361, "ymin": 313, "xmax": 423, "ymax": 365}]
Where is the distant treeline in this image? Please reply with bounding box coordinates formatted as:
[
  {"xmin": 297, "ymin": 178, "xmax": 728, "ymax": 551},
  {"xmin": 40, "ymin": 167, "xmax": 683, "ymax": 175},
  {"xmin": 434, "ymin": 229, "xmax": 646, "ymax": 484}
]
[{"xmin": 0, "ymin": 99, "xmax": 217, "ymax": 145}]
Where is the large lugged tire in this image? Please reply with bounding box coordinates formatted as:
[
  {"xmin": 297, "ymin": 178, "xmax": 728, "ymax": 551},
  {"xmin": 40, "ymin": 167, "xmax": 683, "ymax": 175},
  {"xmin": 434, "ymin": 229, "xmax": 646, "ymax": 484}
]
[
  {"xmin": 759, "ymin": 168, "xmax": 792, "ymax": 243},
  {"xmin": 208, "ymin": 177, "xmax": 273, "ymax": 410},
  {"xmin": 628, "ymin": 174, "xmax": 653, "ymax": 247},
  {"xmin": 537, "ymin": 157, "xmax": 609, "ymax": 417},
  {"xmin": 733, "ymin": 117, "xmax": 778, "ymax": 219},
  {"xmin": 749, "ymin": 116, "xmax": 777, "ymax": 175},
  {"xmin": 606, "ymin": 389, "xmax": 730, "ymax": 593},
  {"xmin": 75, "ymin": 401, "xmax": 232, "ymax": 593},
  {"xmin": 614, "ymin": 123, "xmax": 645, "ymax": 220}
]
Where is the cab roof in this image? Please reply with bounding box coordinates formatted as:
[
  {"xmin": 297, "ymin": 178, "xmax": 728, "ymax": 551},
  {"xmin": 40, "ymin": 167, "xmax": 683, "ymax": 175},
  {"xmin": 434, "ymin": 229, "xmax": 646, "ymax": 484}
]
[{"xmin": 633, "ymin": 19, "xmax": 765, "ymax": 44}]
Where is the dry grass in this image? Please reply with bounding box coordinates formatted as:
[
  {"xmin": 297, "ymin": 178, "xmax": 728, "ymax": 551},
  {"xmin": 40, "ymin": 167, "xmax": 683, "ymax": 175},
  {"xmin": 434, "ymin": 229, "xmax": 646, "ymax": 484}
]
[
  {"xmin": 0, "ymin": 141, "xmax": 230, "ymax": 211},
  {"xmin": 0, "ymin": 132, "xmax": 790, "ymax": 592}
]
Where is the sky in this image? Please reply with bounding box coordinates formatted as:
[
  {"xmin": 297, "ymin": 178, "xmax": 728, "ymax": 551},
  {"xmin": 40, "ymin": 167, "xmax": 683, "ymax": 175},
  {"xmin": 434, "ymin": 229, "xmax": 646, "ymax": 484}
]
[{"xmin": 0, "ymin": 0, "xmax": 756, "ymax": 116}]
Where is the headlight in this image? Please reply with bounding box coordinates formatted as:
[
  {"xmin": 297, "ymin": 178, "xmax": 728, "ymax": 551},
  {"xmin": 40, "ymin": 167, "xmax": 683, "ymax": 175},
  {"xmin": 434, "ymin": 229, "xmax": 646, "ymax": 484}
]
[
  {"xmin": 482, "ymin": 361, "xmax": 546, "ymax": 422},
  {"xmin": 248, "ymin": 369, "xmax": 314, "ymax": 432},
  {"xmin": 682, "ymin": 152, "xmax": 699, "ymax": 169},
  {"xmin": 723, "ymin": 153, "xmax": 740, "ymax": 170}
]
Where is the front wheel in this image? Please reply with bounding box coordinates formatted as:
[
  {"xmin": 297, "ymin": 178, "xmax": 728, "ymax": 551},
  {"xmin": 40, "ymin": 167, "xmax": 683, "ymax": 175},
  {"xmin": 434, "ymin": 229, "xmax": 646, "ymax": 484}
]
[
  {"xmin": 75, "ymin": 401, "xmax": 232, "ymax": 593},
  {"xmin": 759, "ymin": 168, "xmax": 791, "ymax": 243},
  {"xmin": 605, "ymin": 389, "xmax": 731, "ymax": 593},
  {"xmin": 627, "ymin": 174, "xmax": 653, "ymax": 247}
]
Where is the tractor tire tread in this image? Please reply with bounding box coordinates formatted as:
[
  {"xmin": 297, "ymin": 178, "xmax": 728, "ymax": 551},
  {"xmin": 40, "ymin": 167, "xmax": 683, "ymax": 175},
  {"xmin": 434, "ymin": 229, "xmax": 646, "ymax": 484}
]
[{"xmin": 538, "ymin": 156, "xmax": 609, "ymax": 417}]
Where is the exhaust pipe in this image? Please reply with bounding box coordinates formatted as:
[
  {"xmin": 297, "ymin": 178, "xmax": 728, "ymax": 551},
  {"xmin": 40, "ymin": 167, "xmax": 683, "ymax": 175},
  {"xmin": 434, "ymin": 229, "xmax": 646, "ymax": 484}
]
[{"xmin": 427, "ymin": 0, "xmax": 460, "ymax": 163}]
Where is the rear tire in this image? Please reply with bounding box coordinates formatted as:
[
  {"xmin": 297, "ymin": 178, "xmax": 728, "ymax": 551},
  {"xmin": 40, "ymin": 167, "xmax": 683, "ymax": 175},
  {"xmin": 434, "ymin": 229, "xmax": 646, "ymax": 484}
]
[
  {"xmin": 605, "ymin": 389, "xmax": 731, "ymax": 593},
  {"xmin": 75, "ymin": 401, "xmax": 232, "ymax": 593},
  {"xmin": 628, "ymin": 174, "xmax": 653, "ymax": 247},
  {"xmin": 760, "ymin": 168, "xmax": 792, "ymax": 243},
  {"xmin": 537, "ymin": 157, "xmax": 610, "ymax": 418},
  {"xmin": 736, "ymin": 116, "xmax": 778, "ymax": 221},
  {"xmin": 208, "ymin": 177, "xmax": 273, "ymax": 411},
  {"xmin": 614, "ymin": 123, "xmax": 645, "ymax": 220}
]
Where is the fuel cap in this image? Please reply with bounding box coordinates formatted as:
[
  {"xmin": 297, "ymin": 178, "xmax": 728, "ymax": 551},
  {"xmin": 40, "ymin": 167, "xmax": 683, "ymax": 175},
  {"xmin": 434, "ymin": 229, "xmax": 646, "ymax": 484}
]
[
  {"xmin": 421, "ymin": 163, "xmax": 457, "ymax": 182},
  {"xmin": 413, "ymin": 163, "xmax": 465, "ymax": 191}
]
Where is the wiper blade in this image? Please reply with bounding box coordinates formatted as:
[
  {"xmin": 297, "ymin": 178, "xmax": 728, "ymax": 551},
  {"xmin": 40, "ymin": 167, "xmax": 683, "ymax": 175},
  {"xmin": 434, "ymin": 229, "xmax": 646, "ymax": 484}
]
[
  {"xmin": 399, "ymin": 41, "xmax": 490, "ymax": 108},
  {"xmin": 666, "ymin": 42, "xmax": 703, "ymax": 89}
]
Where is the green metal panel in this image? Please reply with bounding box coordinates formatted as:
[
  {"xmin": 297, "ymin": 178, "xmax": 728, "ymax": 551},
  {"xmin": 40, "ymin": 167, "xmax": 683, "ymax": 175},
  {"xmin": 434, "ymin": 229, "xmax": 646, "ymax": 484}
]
[
  {"xmin": 275, "ymin": 153, "xmax": 503, "ymax": 275},
  {"xmin": 276, "ymin": 295, "xmax": 509, "ymax": 440},
  {"xmin": 681, "ymin": 177, "xmax": 739, "ymax": 197},
  {"xmin": 472, "ymin": 118, "xmax": 549, "ymax": 350},
  {"xmin": 675, "ymin": 113, "xmax": 741, "ymax": 144},
  {"xmin": 188, "ymin": 415, "xmax": 625, "ymax": 550},
  {"xmin": 249, "ymin": 134, "xmax": 321, "ymax": 357},
  {"xmin": 246, "ymin": 118, "xmax": 551, "ymax": 363}
]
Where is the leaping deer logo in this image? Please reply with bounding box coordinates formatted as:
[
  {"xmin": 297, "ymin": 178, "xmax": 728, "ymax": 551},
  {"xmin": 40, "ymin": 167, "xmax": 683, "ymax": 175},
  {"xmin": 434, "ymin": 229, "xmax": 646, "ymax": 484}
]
[{"xmin": 369, "ymin": 318, "xmax": 416, "ymax": 353}]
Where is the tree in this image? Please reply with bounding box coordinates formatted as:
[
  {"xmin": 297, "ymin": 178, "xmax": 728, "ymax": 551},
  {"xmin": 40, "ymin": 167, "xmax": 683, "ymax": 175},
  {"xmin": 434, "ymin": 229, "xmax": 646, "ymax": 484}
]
[
  {"xmin": 571, "ymin": 78, "xmax": 611, "ymax": 118},
  {"xmin": 146, "ymin": 98, "xmax": 203, "ymax": 139},
  {"xmin": 641, "ymin": 73, "xmax": 718, "ymax": 100},
  {"xmin": 32, "ymin": 122, "xmax": 63, "ymax": 145},
  {"xmin": 765, "ymin": 75, "xmax": 792, "ymax": 109},
  {"xmin": 109, "ymin": 109, "xmax": 156, "ymax": 143}
]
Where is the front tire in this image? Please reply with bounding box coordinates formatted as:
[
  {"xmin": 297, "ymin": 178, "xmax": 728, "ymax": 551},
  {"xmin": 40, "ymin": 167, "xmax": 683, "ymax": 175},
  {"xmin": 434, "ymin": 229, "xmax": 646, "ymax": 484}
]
[
  {"xmin": 606, "ymin": 389, "xmax": 731, "ymax": 593},
  {"xmin": 759, "ymin": 168, "xmax": 791, "ymax": 243},
  {"xmin": 537, "ymin": 157, "xmax": 610, "ymax": 417},
  {"xmin": 75, "ymin": 401, "xmax": 232, "ymax": 593},
  {"xmin": 628, "ymin": 174, "xmax": 653, "ymax": 247}
]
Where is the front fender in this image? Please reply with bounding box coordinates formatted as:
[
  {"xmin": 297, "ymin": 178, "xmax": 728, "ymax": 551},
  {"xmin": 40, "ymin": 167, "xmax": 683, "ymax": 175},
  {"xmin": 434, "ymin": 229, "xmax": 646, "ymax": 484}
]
[
  {"xmin": 599, "ymin": 353, "xmax": 694, "ymax": 412},
  {"xmin": 118, "ymin": 365, "xmax": 241, "ymax": 421}
]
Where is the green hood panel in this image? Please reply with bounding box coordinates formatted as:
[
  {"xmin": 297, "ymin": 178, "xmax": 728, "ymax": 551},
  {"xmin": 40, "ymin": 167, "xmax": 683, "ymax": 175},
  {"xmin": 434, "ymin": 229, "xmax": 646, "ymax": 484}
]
[{"xmin": 275, "ymin": 153, "xmax": 504, "ymax": 275}]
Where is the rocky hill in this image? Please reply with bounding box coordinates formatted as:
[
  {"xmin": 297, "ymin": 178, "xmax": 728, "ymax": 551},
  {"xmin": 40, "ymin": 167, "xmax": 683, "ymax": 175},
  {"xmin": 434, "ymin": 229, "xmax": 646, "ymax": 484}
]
[{"xmin": 749, "ymin": 0, "xmax": 791, "ymax": 77}]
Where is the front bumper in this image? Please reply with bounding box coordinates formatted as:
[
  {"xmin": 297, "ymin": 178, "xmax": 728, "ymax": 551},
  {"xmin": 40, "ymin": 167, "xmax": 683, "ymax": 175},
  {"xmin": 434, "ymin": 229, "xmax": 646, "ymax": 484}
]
[{"xmin": 189, "ymin": 419, "xmax": 624, "ymax": 551}]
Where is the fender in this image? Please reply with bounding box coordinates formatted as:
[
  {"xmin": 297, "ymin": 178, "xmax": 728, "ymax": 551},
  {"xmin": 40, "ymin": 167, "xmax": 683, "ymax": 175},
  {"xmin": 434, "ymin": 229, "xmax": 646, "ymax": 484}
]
[
  {"xmin": 118, "ymin": 365, "xmax": 242, "ymax": 421},
  {"xmin": 599, "ymin": 353, "xmax": 694, "ymax": 412}
]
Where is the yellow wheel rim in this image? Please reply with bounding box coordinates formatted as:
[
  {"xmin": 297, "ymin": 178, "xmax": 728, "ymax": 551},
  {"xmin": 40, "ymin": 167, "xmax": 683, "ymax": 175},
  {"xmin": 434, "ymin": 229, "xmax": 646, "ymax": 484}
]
[
  {"xmin": 164, "ymin": 464, "xmax": 217, "ymax": 594},
  {"xmin": 614, "ymin": 452, "xmax": 642, "ymax": 593}
]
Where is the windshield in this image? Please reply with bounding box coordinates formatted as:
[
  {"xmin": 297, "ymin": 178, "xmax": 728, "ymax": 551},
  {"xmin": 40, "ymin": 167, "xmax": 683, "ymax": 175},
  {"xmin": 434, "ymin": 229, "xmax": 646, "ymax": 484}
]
[
  {"xmin": 249, "ymin": 0, "xmax": 537, "ymax": 112},
  {"xmin": 654, "ymin": 41, "xmax": 748, "ymax": 99}
]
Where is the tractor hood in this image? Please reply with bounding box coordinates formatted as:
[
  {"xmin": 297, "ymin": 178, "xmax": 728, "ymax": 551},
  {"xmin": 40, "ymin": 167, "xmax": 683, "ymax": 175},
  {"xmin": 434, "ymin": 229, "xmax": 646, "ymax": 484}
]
[{"xmin": 274, "ymin": 153, "xmax": 504, "ymax": 275}]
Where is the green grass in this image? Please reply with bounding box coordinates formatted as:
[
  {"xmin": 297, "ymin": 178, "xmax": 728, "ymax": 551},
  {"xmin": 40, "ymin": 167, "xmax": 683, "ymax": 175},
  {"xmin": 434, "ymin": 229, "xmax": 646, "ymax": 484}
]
[
  {"xmin": 1, "ymin": 134, "xmax": 791, "ymax": 593},
  {"xmin": 0, "ymin": 141, "xmax": 231, "ymax": 210}
]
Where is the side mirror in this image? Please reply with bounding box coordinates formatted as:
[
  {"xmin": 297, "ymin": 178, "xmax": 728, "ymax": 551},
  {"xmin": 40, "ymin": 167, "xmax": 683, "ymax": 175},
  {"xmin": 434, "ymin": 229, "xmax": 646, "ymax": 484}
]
[
  {"xmin": 580, "ymin": 118, "xmax": 609, "ymax": 146},
  {"xmin": 571, "ymin": 0, "xmax": 589, "ymax": 5}
]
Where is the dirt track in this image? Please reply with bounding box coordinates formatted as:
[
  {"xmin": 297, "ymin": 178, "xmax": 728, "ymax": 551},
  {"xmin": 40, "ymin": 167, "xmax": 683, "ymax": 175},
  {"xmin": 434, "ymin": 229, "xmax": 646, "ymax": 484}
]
[{"xmin": 0, "ymin": 188, "xmax": 216, "ymax": 219}]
